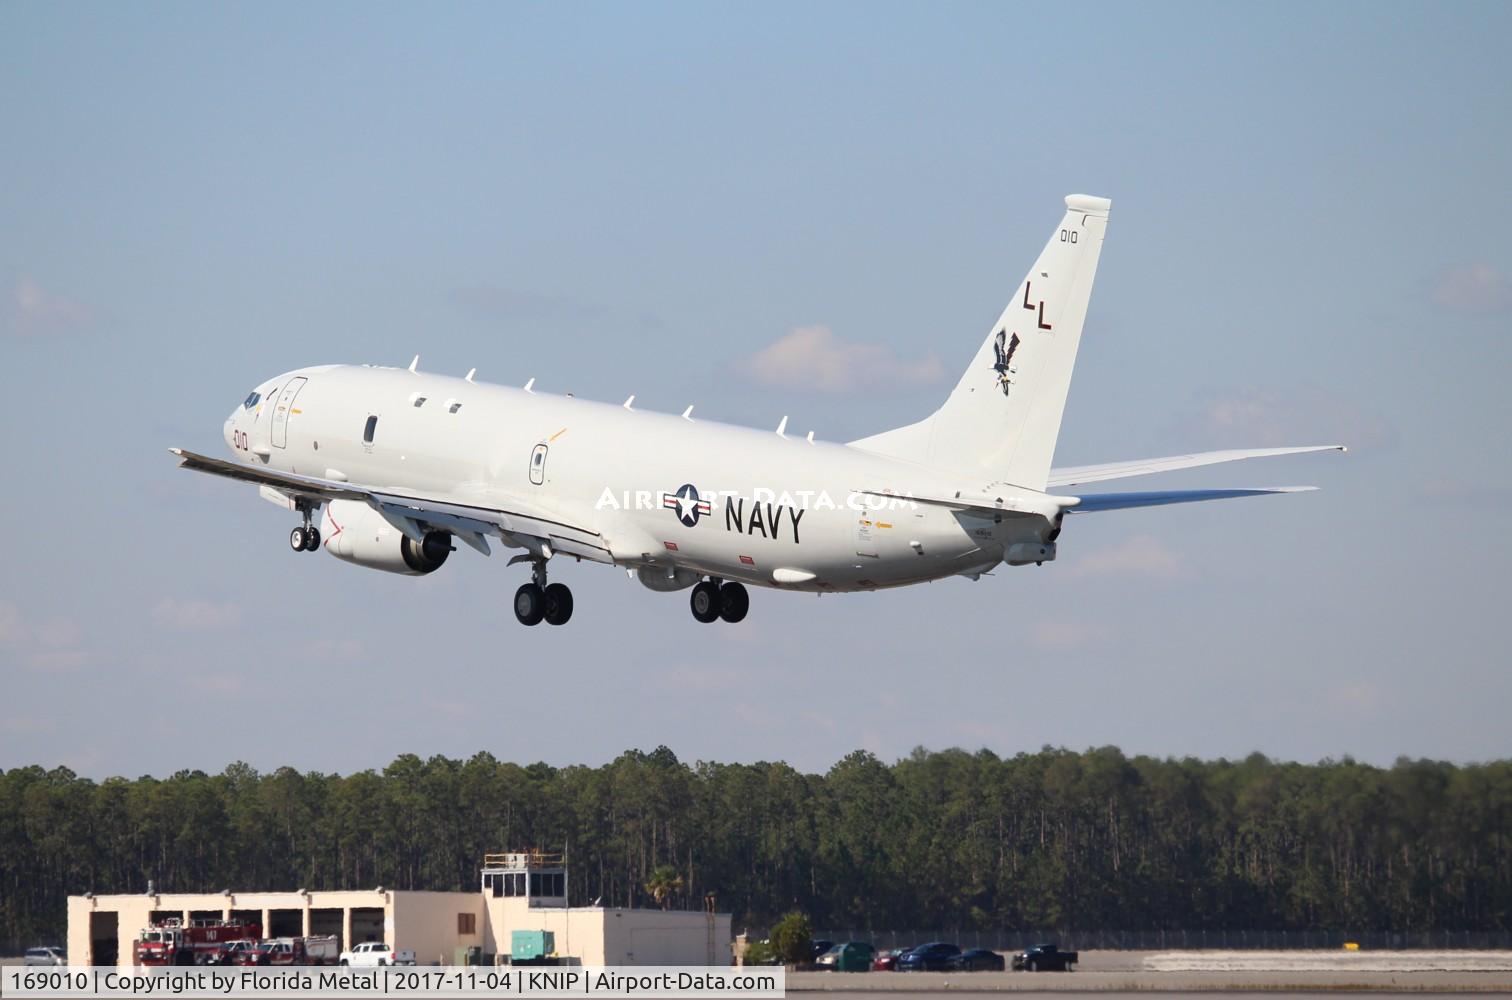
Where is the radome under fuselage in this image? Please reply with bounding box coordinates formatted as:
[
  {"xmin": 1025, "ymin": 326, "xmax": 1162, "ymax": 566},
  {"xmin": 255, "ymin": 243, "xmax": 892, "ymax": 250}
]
[{"xmin": 222, "ymin": 364, "xmax": 1038, "ymax": 592}]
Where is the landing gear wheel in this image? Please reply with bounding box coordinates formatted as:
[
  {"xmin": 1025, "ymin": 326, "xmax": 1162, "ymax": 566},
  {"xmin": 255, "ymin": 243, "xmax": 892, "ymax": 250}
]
[
  {"xmin": 514, "ymin": 583, "xmax": 546, "ymax": 626},
  {"xmin": 304, "ymin": 526, "xmax": 320, "ymax": 551},
  {"xmin": 290, "ymin": 526, "xmax": 309, "ymax": 551},
  {"xmin": 543, "ymin": 583, "xmax": 574, "ymax": 625},
  {"xmin": 718, "ymin": 582, "xmax": 749, "ymax": 623},
  {"xmin": 690, "ymin": 581, "xmax": 723, "ymax": 623}
]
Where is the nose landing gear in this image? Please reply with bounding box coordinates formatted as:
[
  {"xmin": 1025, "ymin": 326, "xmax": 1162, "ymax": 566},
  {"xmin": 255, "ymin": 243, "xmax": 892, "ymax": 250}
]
[
  {"xmin": 513, "ymin": 558, "xmax": 574, "ymax": 626},
  {"xmin": 690, "ymin": 580, "xmax": 749, "ymax": 624}
]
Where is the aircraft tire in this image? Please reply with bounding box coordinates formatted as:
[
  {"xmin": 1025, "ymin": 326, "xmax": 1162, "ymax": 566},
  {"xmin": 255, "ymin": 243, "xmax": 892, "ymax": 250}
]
[
  {"xmin": 305, "ymin": 526, "xmax": 320, "ymax": 551},
  {"xmin": 543, "ymin": 583, "xmax": 574, "ymax": 625},
  {"xmin": 690, "ymin": 581, "xmax": 722, "ymax": 623},
  {"xmin": 290, "ymin": 526, "xmax": 308, "ymax": 551},
  {"xmin": 718, "ymin": 582, "xmax": 749, "ymax": 623},
  {"xmin": 514, "ymin": 583, "xmax": 546, "ymax": 626}
]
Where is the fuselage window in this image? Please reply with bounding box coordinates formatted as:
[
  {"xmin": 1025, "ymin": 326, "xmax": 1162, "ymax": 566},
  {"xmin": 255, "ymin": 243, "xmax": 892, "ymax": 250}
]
[
  {"xmin": 448, "ymin": 402, "xmax": 461, "ymax": 414},
  {"xmin": 243, "ymin": 391, "xmax": 261, "ymax": 410},
  {"xmin": 413, "ymin": 396, "xmax": 426, "ymax": 408},
  {"xmin": 363, "ymin": 415, "xmax": 378, "ymax": 444}
]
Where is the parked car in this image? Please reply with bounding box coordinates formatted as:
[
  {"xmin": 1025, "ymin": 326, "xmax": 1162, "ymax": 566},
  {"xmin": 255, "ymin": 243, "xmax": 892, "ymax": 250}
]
[
  {"xmin": 234, "ymin": 938, "xmax": 318, "ymax": 966},
  {"xmin": 948, "ymin": 948, "xmax": 1006, "ymax": 972},
  {"xmin": 339, "ymin": 941, "xmax": 417, "ymax": 967},
  {"xmin": 815, "ymin": 942, "xmax": 875, "ymax": 972},
  {"xmin": 205, "ymin": 940, "xmax": 258, "ymax": 965},
  {"xmin": 897, "ymin": 942, "xmax": 961, "ymax": 971},
  {"xmin": 872, "ymin": 946, "xmax": 914, "ymax": 972},
  {"xmin": 808, "ymin": 939, "xmax": 835, "ymax": 961},
  {"xmin": 1011, "ymin": 943, "xmax": 1078, "ymax": 971},
  {"xmin": 24, "ymin": 947, "xmax": 66, "ymax": 967}
]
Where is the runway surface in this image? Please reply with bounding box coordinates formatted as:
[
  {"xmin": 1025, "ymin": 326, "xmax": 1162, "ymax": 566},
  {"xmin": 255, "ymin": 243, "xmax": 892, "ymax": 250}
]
[{"xmin": 786, "ymin": 950, "xmax": 1512, "ymax": 992}]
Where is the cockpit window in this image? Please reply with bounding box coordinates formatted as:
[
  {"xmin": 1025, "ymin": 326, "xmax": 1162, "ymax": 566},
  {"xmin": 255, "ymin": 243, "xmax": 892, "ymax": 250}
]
[{"xmin": 242, "ymin": 391, "xmax": 261, "ymax": 410}]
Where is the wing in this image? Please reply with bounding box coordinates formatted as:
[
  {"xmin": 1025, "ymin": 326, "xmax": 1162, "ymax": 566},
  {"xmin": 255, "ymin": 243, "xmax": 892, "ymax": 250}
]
[
  {"xmin": 1048, "ymin": 445, "xmax": 1345, "ymax": 488},
  {"xmin": 170, "ymin": 448, "xmax": 611, "ymax": 562},
  {"xmin": 1068, "ymin": 486, "xmax": 1316, "ymax": 513}
]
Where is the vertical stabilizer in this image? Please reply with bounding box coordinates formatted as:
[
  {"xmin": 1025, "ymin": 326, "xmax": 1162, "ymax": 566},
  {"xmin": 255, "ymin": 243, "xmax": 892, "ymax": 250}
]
[{"xmin": 850, "ymin": 195, "xmax": 1110, "ymax": 490}]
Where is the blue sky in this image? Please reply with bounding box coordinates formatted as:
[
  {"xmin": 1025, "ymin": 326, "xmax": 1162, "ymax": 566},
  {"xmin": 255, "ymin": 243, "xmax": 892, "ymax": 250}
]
[{"xmin": 2, "ymin": 2, "xmax": 1508, "ymax": 778}]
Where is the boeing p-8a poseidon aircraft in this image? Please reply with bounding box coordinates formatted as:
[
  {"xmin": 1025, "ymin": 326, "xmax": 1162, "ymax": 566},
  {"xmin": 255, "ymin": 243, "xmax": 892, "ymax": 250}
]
[{"xmin": 173, "ymin": 195, "xmax": 1342, "ymax": 626}]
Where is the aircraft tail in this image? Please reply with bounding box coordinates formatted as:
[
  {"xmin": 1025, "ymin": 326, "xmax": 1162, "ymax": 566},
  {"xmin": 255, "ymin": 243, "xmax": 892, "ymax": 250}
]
[{"xmin": 849, "ymin": 194, "xmax": 1110, "ymax": 491}]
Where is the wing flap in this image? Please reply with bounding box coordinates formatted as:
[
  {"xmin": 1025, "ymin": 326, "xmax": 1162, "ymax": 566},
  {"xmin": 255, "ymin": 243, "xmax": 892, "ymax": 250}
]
[
  {"xmin": 1069, "ymin": 486, "xmax": 1316, "ymax": 512},
  {"xmin": 171, "ymin": 448, "xmax": 608, "ymax": 561},
  {"xmin": 1049, "ymin": 445, "xmax": 1345, "ymax": 488}
]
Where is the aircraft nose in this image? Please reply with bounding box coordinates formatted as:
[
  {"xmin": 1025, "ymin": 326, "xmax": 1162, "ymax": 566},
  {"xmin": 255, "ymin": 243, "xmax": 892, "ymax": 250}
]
[{"xmin": 223, "ymin": 410, "xmax": 239, "ymax": 451}]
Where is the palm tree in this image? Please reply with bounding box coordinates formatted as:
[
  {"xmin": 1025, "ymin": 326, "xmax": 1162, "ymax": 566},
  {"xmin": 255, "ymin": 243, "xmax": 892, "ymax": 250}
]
[{"xmin": 644, "ymin": 865, "xmax": 684, "ymax": 910}]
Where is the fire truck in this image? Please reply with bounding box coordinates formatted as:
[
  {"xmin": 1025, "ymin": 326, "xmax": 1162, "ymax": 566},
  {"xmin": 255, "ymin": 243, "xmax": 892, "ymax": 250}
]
[{"xmin": 134, "ymin": 918, "xmax": 263, "ymax": 966}]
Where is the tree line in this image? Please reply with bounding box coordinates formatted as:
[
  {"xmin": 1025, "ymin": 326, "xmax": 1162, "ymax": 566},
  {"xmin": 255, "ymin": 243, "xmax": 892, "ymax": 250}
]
[{"xmin": 2, "ymin": 746, "xmax": 1510, "ymax": 951}]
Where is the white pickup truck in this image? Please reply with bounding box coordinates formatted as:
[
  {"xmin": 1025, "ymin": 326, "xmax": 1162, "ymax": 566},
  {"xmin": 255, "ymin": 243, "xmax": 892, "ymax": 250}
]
[{"xmin": 339, "ymin": 941, "xmax": 416, "ymax": 967}]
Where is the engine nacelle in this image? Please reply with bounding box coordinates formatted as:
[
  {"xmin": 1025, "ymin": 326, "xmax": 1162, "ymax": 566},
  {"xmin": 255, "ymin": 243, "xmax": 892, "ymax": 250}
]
[
  {"xmin": 320, "ymin": 499, "xmax": 452, "ymax": 576},
  {"xmin": 1005, "ymin": 541, "xmax": 1057, "ymax": 566},
  {"xmin": 636, "ymin": 566, "xmax": 702, "ymax": 592}
]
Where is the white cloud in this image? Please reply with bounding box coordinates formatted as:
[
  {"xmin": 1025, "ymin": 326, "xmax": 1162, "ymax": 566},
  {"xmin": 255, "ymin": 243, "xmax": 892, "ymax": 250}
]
[
  {"xmin": 1173, "ymin": 386, "xmax": 1395, "ymax": 451},
  {"xmin": 1329, "ymin": 678, "xmax": 1384, "ymax": 718},
  {"xmin": 151, "ymin": 597, "xmax": 242, "ymax": 632},
  {"xmin": 306, "ymin": 637, "xmax": 365, "ymax": 663},
  {"xmin": 188, "ymin": 674, "xmax": 246, "ymax": 697},
  {"xmin": 0, "ymin": 715, "xmax": 54, "ymax": 736},
  {"xmin": 0, "ymin": 603, "xmax": 89, "ymax": 672},
  {"xmin": 1419, "ymin": 479, "xmax": 1512, "ymax": 510},
  {"xmin": 33, "ymin": 616, "xmax": 82, "ymax": 649},
  {"xmin": 26, "ymin": 648, "xmax": 90, "ymax": 672},
  {"xmin": 1432, "ymin": 263, "xmax": 1512, "ymax": 315},
  {"xmin": 10, "ymin": 276, "xmax": 90, "ymax": 335},
  {"xmin": 0, "ymin": 601, "xmax": 27, "ymax": 644},
  {"xmin": 740, "ymin": 325, "xmax": 946, "ymax": 392},
  {"xmin": 1067, "ymin": 534, "xmax": 1185, "ymax": 581}
]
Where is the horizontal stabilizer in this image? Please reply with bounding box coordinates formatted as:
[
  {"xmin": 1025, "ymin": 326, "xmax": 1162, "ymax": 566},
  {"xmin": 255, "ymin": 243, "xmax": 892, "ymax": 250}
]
[
  {"xmin": 1069, "ymin": 486, "xmax": 1316, "ymax": 513},
  {"xmin": 1049, "ymin": 445, "xmax": 1344, "ymax": 488}
]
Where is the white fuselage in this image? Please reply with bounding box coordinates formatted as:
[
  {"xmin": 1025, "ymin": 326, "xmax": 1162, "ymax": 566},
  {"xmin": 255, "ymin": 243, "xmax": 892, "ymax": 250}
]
[{"xmin": 223, "ymin": 365, "xmax": 1039, "ymax": 592}]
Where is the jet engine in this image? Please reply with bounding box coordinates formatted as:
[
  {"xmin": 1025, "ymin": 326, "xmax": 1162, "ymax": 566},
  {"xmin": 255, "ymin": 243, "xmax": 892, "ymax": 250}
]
[{"xmin": 320, "ymin": 499, "xmax": 452, "ymax": 576}]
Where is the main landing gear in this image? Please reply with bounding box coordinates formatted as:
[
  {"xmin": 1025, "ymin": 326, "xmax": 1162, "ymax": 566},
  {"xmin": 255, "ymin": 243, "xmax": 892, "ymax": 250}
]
[
  {"xmin": 288, "ymin": 504, "xmax": 320, "ymax": 552},
  {"xmin": 514, "ymin": 558, "xmax": 573, "ymax": 626},
  {"xmin": 690, "ymin": 579, "xmax": 749, "ymax": 624}
]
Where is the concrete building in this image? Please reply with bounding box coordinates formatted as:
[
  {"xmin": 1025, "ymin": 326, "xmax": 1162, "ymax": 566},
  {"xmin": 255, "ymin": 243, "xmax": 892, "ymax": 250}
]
[{"xmin": 68, "ymin": 852, "xmax": 731, "ymax": 968}]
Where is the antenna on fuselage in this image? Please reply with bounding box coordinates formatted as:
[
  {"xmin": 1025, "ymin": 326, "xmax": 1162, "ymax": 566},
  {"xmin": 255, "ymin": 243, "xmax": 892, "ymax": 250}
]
[
  {"xmin": 524, "ymin": 378, "xmax": 536, "ymax": 393},
  {"xmin": 681, "ymin": 406, "xmax": 694, "ymax": 421},
  {"xmin": 623, "ymin": 395, "xmax": 635, "ymax": 410},
  {"xmin": 408, "ymin": 355, "xmax": 420, "ymax": 373},
  {"xmin": 465, "ymin": 368, "xmax": 476, "ymax": 382},
  {"xmin": 806, "ymin": 431, "xmax": 815, "ymax": 444},
  {"xmin": 775, "ymin": 416, "xmax": 788, "ymax": 437}
]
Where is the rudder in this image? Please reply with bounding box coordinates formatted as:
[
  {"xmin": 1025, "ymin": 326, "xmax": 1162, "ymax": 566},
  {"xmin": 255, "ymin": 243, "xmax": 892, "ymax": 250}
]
[{"xmin": 850, "ymin": 194, "xmax": 1110, "ymax": 490}]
